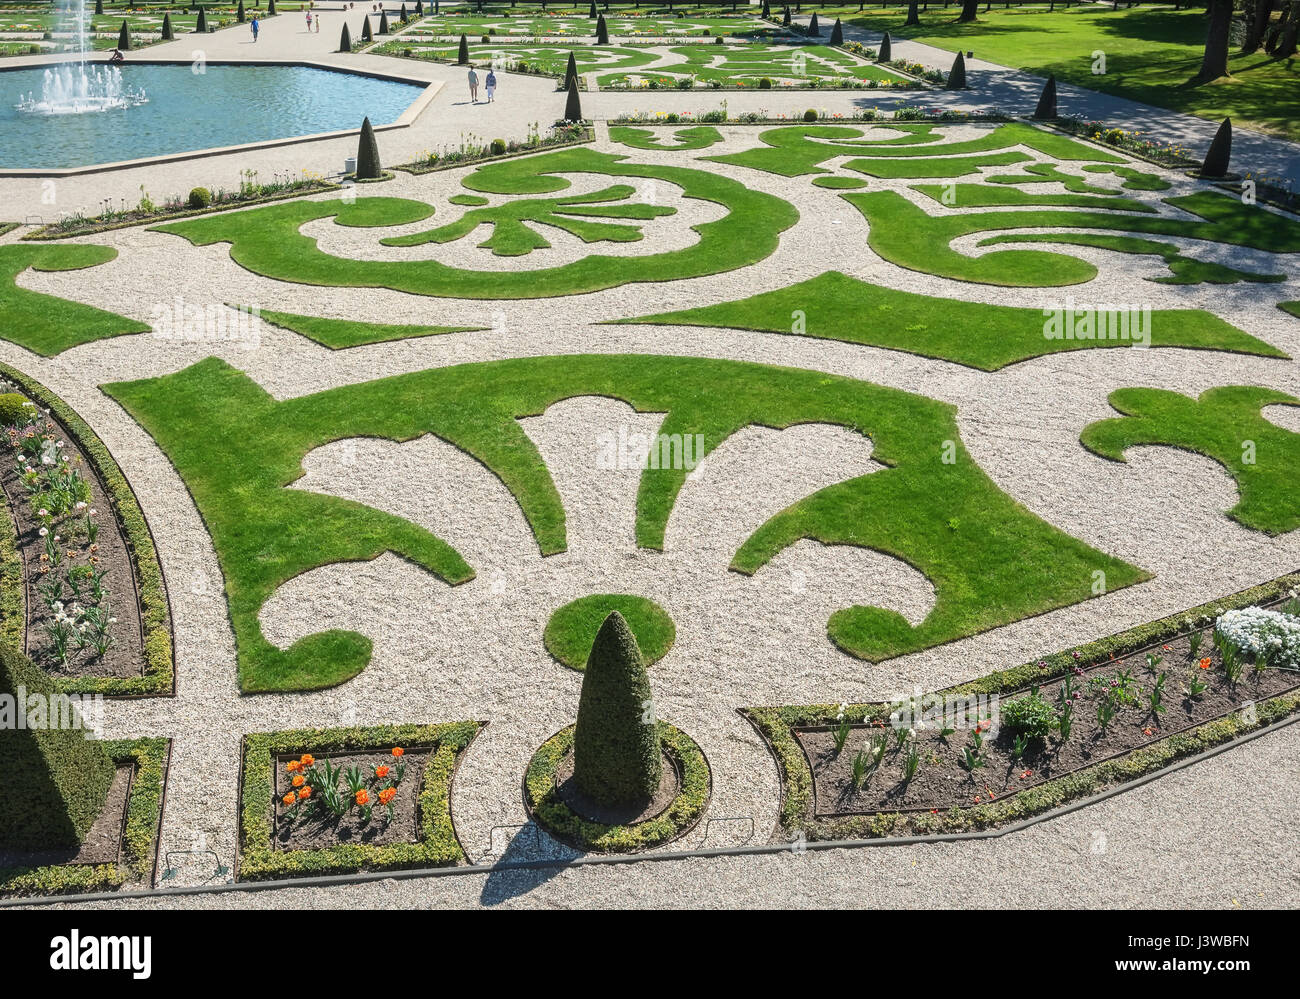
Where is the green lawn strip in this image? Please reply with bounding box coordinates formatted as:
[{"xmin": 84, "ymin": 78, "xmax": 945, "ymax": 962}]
[
  {"xmin": 1081, "ymin": 385, "xmax": 1300, "ymax": 535},
  {"xmin": 844, "ymin": 6, "xmax": 1300, "ymax": 141},
  {"xmin": 616, "ymin": 271, "xmax": 1280, "ymax": 371},
  {"xmin": 747, "ymin": 570, "xmax": 1300, "ymax": 840},
  {"xmin": 1081, "ymin": 164, "xmax": 1172, "ymax": 191},
  {"xmin": 544, "ymin": 594, "xmax": 676, "ymax": 671},
  {"xmin": 812, "ymin": 175, "xmax": 868, "ymax": 189},
  {"xmin": 238, "ymin": 722, "xmax": 481, "ymax": 881},
  {"xmin": 978, "ymin": 232, "xmax": 1285, "ymax": 285},
  {"xmin": 986, "ymin": 162, "xmax": 1126, "ymax": 195},
  {"xmin": 707, "ymin": 121, "xmax": 1121, "ymax": 178},
  {"xmin": 153, "ymin": 148, "xmax": 797, "ymax": 300},
  {"xmin": 0, "ymin": 245, "xmax": 150, "ymax": 356},
  {"xmin": 448, "ymin": 194, "xmax": 489, "ymax": 207},
  {"xmin": 0, "ymin": 483, "xmax": 21, "ymax": 651},
  {"xmin": 108, "ymin": 352, "xmax": 1146, "ymax": 685},
  {"xmin": 252, "ymin": 308, "xmax": 484, "ymax": 350},
  {"xmin": 608, "ymin": 125, "xmax": 724, "ymax": 150},
  {"xmin": 845, "ymin": 189, "xmax": 1300, "ymax": 286},
  {"xmin": 392, "ymin": 43, "xmax": 658, "ymax": 75},
  {"xmin": 1280, "ymin": 302, "xmax": 1300, "ymax": 320},
  {"xmin": 0, "ymin": 360, "xmax": 172, "ymax": 696},
  {"xmin": 912, "ymin": 182, "xmax": 1155, "ymax": 213},
  {"xmin": 0, "ymin": 737, "xmax": 168, "ymax": 897},
  {"xmin": 597, "ymin": 43, "xmax": 900, "ymax": 87}
]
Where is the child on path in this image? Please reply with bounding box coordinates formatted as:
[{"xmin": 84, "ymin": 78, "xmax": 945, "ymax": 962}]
[
  {"xmin": 250, "ymin": 16, "xmax": 259, "ymax": 42},
  {"xmin": 484, "ymin": 69, "xmax": 496, "ymax": 102}
]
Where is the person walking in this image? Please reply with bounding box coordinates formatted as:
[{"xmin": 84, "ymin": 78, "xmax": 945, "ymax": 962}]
[
  {"xmin": 467, "ymin": 66, "xmax": 478, "ymax": 103},
  {"xmin": 314, "ymin": 12, "xmax": 320, "ymax": 31},
  {"xmin": 306, "ymin": 10, "xmax": 312, "ymax": 31},
  {"xmin": 250, "ymin": 16, "xmax": 259, "ymax": 42},
  {"xmin": 484, "ymin": 68, "xmax": 496, "ymax": 103}
]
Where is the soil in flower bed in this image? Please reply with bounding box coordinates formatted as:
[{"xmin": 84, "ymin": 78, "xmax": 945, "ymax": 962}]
[
  {"xmin": 798, "ymin": 611, "xmax": 1300, "ymax": 816},
  {"xmin": 273, "ymin": 750, "xmax": 430, "ymax": 852},
  {"xmin": 1, "ymin": 407, "xmax": 145, "ymax": 679},
  {"xmin": 555, "ymin": 749, "xmax": 680, "ymax": 825},
  {"xmin": 0, "ymin": 763, "xmax": 131, "ymax": 868}
]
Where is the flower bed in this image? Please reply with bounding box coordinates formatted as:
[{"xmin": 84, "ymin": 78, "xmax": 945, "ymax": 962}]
[
  {"xmin": 392, "ymin": 123, "xmax": 593, "ymax": 175},
  {"xmin": 524, "ymin": 722, "xmax": 710, "ymax": 853},
  {"xmin": 0, "ymin": 367, "xmax": 172, "ymax": 696},
  {"xmin": 238, "ymin": 722, "xmax": 482, "ymax": 880},
  {"xmin": 0, "ymin": 737, "xmax": 169, "ymax": 897},
  {"xmin": 747, "ymin": 572, "xmax": 1300, "ymax": 842},
  {"xmin": 609, "ymin": 106, "xmax": 1010, "ymax": 126}
]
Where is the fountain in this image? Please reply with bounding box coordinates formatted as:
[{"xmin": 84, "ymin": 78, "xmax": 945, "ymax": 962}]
[{"xmin": 14, "ymin": 0, "xmax": 147, "ymax": 115}]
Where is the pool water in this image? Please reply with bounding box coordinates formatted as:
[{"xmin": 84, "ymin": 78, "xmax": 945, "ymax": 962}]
[{"xmin": 2, "ymin": 63, "xmax": 426, "ymax": 169}]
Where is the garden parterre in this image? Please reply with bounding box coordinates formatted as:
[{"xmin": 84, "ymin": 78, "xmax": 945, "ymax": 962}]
[{"xmin": 4, "ymin": 107, "xmax": 1300, "ymax": 898}]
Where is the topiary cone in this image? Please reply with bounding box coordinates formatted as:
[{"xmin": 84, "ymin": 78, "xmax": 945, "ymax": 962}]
[
  {"xmin": 0, "ymin": 643, "xmax": 116, "ymax": 851},
  {"xmin": 1200, "ymin": 117, "xmax": 1232, "ymax": 177},
  {"xmin": 878, "ymin": 30, "xmax": 891, "ymax": 62},
  {"xmin": 761, "ymin": 0, "xmax": 770, "ymax": 17},
  {"xmin": 572, "ymin": 613, "xmax": 663, "ymax": 807},
  {"xmin": 416, "ymin": 0, "xmax": 423, "ymax": 15},
  {"xmin": 195, "ymin": 8, "xmax": 207, "ymax": 32},
  {"xmin": 563, "ymin": 50, "xmax": 579, "ymax": 91},
  {"xmin": 379, "ymin": 9, "xmax": 389, "ymax": 33},
  {"xmin": 339, "ymin": 21, "xmax": 351, "ymax": 51},
  {"xmin": 807, "ymin": 11, "xmax": 819, "ymax": 35},
  {"xmin": 596, "ymin": 13, "xmax": 608, "ymax": 44},
  {"xmin": 94, "ymin": 0, "xmax": 103, "ymax": 14},
  {"xmin": 945, "ymin": 50, "xmax": 967, "ymax": 89},
  {"xmin": 400, "ymin": 3, "xmax": 408, "ymax": 23},
  {"xmin": 563, "ymin": 73, "xmax": 582, "ymax": 122},
  {"xmin": 588, "ymin": 1, "xmax": 597, "ymax": 16},
  {"xmin": 1033, "ymin": 73, "xmax": 1057, "ymax": 119},
  {"xmin": 355, "ymin": 116, "xmax": 381, "ymax": 180},
  {"xmin": 456, "ymin": 32, "xmax": 468, "ymax": 62},
  {"xmin": 829, "ymin": 17, "xmax": 842, "ymax": 45},
  {"xmin": 361, "ymin": 16, "xmax": 372, "ymax": 42},
  {"xmin": 782, "ymin": 6, "xmax": 791, "ymax": 26},
  {"xmin": 161, "ymin": 12, "xmax": 173, "ymax": 39},
  {"xmin": 237, "ymin": 0, "xmax": 245, "ymax": 22}
]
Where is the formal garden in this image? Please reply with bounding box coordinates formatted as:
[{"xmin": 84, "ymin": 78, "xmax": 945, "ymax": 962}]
[{"xmin": 0, "ymin": 0, "xmax": 1298, "ymax": 907}]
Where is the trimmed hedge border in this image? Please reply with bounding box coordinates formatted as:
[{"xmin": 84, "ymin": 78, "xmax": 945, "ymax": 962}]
[
  {"xmin": 238, "ymin": 721, "xmax": 483, "ymax": 881},
  {"xmin": 746, "ymin": 571, "xmax": 1300, "ymax": 841},
  {"xmin": 392, "ymin": 127, "xmax": 595, "ymax": 175},
  {"xmin": 0, "ymin": 737, "xmax": 169, "ymax": 897},
  {"xmin": 0, "ymin": 488, "xmax": 20, "ymax": 651},
  {"xmin": 0, "ymin": 362, "xmax": 173, "ymax": 696},
  {"xmin": 524, "ymin": 722, "xmax": 710, "ymax": 853}
]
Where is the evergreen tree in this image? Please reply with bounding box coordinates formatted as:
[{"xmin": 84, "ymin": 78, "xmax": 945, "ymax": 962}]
[
  {"xmin": 355, "ymin": 117, "xmax": 382, "ymax": 179},
  {"xmin": 1033, "ymin": 73, "xmax": 1057, "ymax": 119},
  {"xmin": 563, "ymin": 73, "xmax": 582, "ymax": 122},
  {"xmin": 117, "ymin": 19, "xmax": 130, "ymax": 49},
  {"xmin": 877, "ymin": 30, "xmax": 891, "ymax": 62},
  {"xmin": 1200, "ymin": 117, "xmax": 1233, "ymax": 176},
  {"xmin": 945, "ymin": 50, "xmax": 967, "ymax": 89},
  {"xmin": 457, "ymin": 32, "xmax": 468, "ymax": 63}
]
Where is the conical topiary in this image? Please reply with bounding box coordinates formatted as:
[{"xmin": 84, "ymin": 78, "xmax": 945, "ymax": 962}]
[
  {"xmin": 94, "ymin": 0, "xmax": 103, "ymax": 14},
  {"xmin": 782, "ymin": 7, "xmax": 791, "ymax": 28},
  {"xmin": 379, "ymin": 9, "xmax": 389, "ymax": 33},
  {"xmin": 572, "ymin": 613, "xmax": 663, "ymax": 807},
  {"xmin": 829, "ymin": 17, "xmax": 842, "ymax": 46},
  {"xmin": 0, "ymin": 643, "xmax": 116, "ymax": 851},
  {"xmin": 807, "ymin": 11, "xmax": 819, "ymax": 35},
  {"xmin": 588, "ymin": 1, "xmax": 597, "ymax": 17},
  {"xmin": 400, "ymin": 3, "xmax": 408, "ymax": 24},
  {"xmin": 761, "ymin": 0, "xmax": 770, "ymax": 17},
  {"xmin": 339, "ymin": 21, "xmax": 351, "ymax": 51},
  {"xmin": 456, "ymin": 32, "xmax": 468, "ymax": 63},
  {"xmin": 1200, "ymin": 117, "xmax": 1232, "ymax": 177},
  {"xmin": 196, "ymin": 8, "xmax": 207, "ymax": 32},
  {"xmin": 878, "ymin": 30, "xmax": 891, "ymax": 62},
  {"xmin": 563, "ymin": 73, "xmax": 582, "ymax": 122},
  {"xmin": 161, "ymin": 12, "xmax": 173, "ymax": 39},
  {"xmin": 117, "ymin": 19, "xmax": 130, "ymax": 49},
  {"xmin": 237, "ymin": 0, "xmax": 245, "ymax": 23},
  {"xmin": 945, "ymin": 50, "xmax": 967, "ymax": 89},
  {"xmin": 361, "ymin": 16, "xmax": 372, "ymax": 42},
  {"xmin": 355, "ymin": 116, "xmax": 381, "ymax": 179},
  {"xmin": 1033, "ymin": 73, "xmax": 1057, "ymax": 119},
  {"xmin": 596, "ymin": 13, "xmax": 608, "ymax": 44},
  {"xmin": 563, "ymin": 50, "xmax": 579, "ymax": 91},
  {"xmin": 416, "ymin": 0, "xmax": 423, "ymax": 15}
]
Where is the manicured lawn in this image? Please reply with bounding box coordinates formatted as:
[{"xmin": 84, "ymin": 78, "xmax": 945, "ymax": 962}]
[
  {"xmin": 154, "ymin": 148, "xmax": 798, "ymax": 299},
  {"xmin": 621, "ymin": 271, "xmax": 1283, "ymax": 371},
  {"xmin": 0, "ymin": 245, "xmax": 149, "ymax": 356},
  {"xmin": 609, "ymin": 125, "xmax": 724, "ymax": 150},
  {"xmin": 598, "ymin": 43, "xmax": 905, "ymax": 87},
  {"xmin": 1082, "ymin": 386, "xmax": 1300, "ymax": 534},
  {"xmin": 105, "ymin": 353, "xmax": 1146, "ymax": 690},
  {"xmin": 254, "ymin": 308, "xmax": 483, "ymax": 349},
  {"xmin": 544, "ymin": 594, "xmax": 676, "ymax": 671},
  {"xmin": 846, "ymin": 6, "xmax": 1300, "ymax": 140}
]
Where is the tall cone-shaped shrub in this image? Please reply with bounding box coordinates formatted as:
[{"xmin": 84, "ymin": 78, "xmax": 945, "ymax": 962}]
[
  {"xmin": 878, "ymin": 30, "xmax": 891, "ymax": 62},
  {"xmin": 807, "ymin": 11, "xmax": 819, "ymax": 35},
  {"xmin": 339, "ymin": 22, "xmax": 351, "ymax": 51},
  {"xmin": 596, "ymin": 13, "xmax": 608, "ymax": 44},
  {"xmin": 1201, "ymin": 117, "xmax": 1232, "ymax": 177},
  {"xmin": 563, "ymin": 50, "xmax": 579, "ymax": 91},
  {"xmin": 379, "ymin": 10, "xmax": 389, "ymax": 34},
  {"xmin": 196, "ymin": 8, "xmax": 207, "ymax": 32},
  {"xmin": 355, "ymin": 117, "xmax": 381, "ymax": 179},
  {"xmin": 117, "ymin": 20, "xmax": 130, "ymax": 49},
  {"xmin": 361, "ymin": 17, "xmax": 372, "ymax": 42},
  {"xmin": 761, "ymin": 0, "xmax": 770, "ymax": 18},
  {"xmin": 237, "ymin": 0, "xmax": 245, "ymax": 22},
  {"xmin": 588, "ymin": 1, "xmax": 597, "ymax": 16},
  {"xmin": 0, "ymin": 644, "xmax": 115, "ymax": 850},
  {"xmin": 161, "ymin": 12, "xmax": 173, "ymax": 39},
  {"xmin": 400, "ymin": 3, "xmax": 408, "ymax": 23},
  {"xmin": 1033, "ymin": 73, "xmax": 1057, "ymax": 119},
  {"xmin": 94, "ymin": 0, "xmax": 103, "ymax": 14},
  {"xmin": 416, "ymin": 1, "xmax": 423, "ymax": 15},
  {"xmin": 572, "ymin": 613, "xmax": 662, "ymax": 806},
  {"xmin": 563, "ymin": 74, "xmax": 582, "ymax": 122},
  {"xmin": 945, "ymin": 50, "xmax": 967, "ymax": 89},
  {"xmin": 457, "ymin": 32, "xmax": 468, "ymax": 63}
]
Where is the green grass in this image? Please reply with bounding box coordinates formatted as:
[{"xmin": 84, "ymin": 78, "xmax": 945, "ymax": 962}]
[
  {"xmin": 845, "ymin": 6, "xmax": 1300, "ymax": 140},
  {"xmin": 986, "ymin": 161, "xmax": 1171, "ymax": 193},
  {"xmin": 845, "ymin": 189, "xmax": 1299, "ymax": 286},
  {"xmin": 106, "ymin": 353, "xmax": 1146, "ymax": 689},
  {"xmin": 544, "ymin": 594, "xmax": 676, "ymax": 671},
  {"xmin": 620, "ymin": 271, "xmax": 1282, "ymax": 371},
  {"xmin": 911, "ymin": 182, "xmax": 1156, "ymax": 212},
  {"xmin": 608, "ymin": 125, "xmax": 724, "ymax": 150},
  {"xmin": 381, "ymin": 42, "xmax": 658, "ymax": 76},
  {"xmin": 154, "ymin": 148, "xmax": 798, "ymax": 299},
  {"xmin": 1081, "ymin": 386, "xmax": 1300, "ymax": 535},
  {"xmin": 1280, "ymin": 302, "xmax": 1300, "ymax": 320},
  {"xmin": 0, "ymin": 245, "xmax": 149, "ymax": 356},
  {"xmin": 812, "ymin": 175, "xmax": 868, "ymax": 189},
  {"xmin": 597, "ymin": 43, "xmax": 904, "ymax": 87},
  {"xmin": 253, "ymin": 308, "xmax": 484, "ymax": 349}
]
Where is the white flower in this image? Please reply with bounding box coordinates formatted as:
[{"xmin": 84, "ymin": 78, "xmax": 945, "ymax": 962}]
[
  {"xmin": 37, "ymin": 508, "xmax": 48, "ymax": 517},
  {"xmin": 38, "ymin": 527, "xmax": 47, "ymax": 537}
]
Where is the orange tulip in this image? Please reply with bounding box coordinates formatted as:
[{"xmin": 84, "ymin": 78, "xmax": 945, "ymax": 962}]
[
  {"xmin": 391, "ymin": 747, "xmax": 404, "ymax": 758},
  {"xmin": 355, "ymin": 790, "xmax": 370, "ymax": 806},
  {"xmin": 300, "ymin": 754, "xmax": 315, "ymax": 767},
  {"xmin": 298, "ymin": 786, "xmax": 312, "ymax": 800},
  {"xmin": 282, "ymin": 793, "xmax": 296, "ymax": 806},
  {"xmin": 286, "ymin": 760, "xmax": 301, "ymax": 773},
  {"xmin": 1199, "ymin": 657, "xmax": 1212, "ymax": 670},
  {"xmin": 376, "ymin": 765, "xmax": 390, "ymax": 778},
  {"xmin": 379, "ymin": 787, "xmax": 396, "ymax": 805},
  {"xmin": 292, "ymin": 774, "xmax": 305, "ymax": 788}
]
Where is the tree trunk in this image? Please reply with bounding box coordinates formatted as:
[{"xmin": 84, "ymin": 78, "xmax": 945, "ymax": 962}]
[
  {"xmin": 1243, "ymin": 0, "xmax": 1276, "ymax": 52},
  {"xmin": 1197, "ymin": 0, "xmax": 1233, "ymax": 80},
  {"xmin": 905, "ymin": 0, "xmax": 920, "ymax": 24},
  {"xmin": 958, "ymin": 0, "xmax": 979, "ymax": 21}
]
